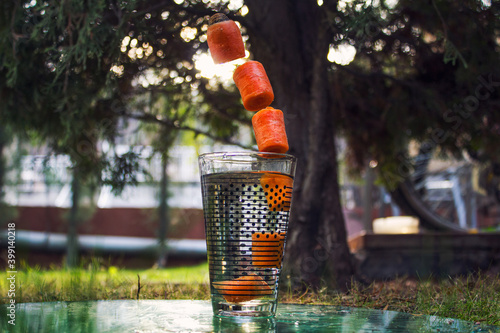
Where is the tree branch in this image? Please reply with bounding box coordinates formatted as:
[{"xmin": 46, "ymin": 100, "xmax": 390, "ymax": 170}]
[
  {"xmin": 132, "ymin": 0, "xmax": 214, "ymax": 20},
  {"xmin": 337, "ymin": 65, "xmax": 423, "ymax": 90},
  {"xmin": 120, "ymin": 110, "xmax": 254, "ymax": 150}
]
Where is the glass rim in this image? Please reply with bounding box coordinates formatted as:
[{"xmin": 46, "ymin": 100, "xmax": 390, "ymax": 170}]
[{"xmin": 199, "ymin": 151, "xmax": 296, "ymax": 162}]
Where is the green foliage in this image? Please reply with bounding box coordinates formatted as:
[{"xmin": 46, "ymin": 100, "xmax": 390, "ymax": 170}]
[
  {"xmin": 1, "ymin": 0, "xmax": 498, "ymax": 191},
  {"xmin": 0, "ymin": 0, "xmax": 249, "ymax": 193},
  {"xmin": 332, "ymin": 0, "xmax": 500, "ymax": 183},
  {"xmin": 102, "ymin": 151, "xmax": 148, "ymax": 194}
]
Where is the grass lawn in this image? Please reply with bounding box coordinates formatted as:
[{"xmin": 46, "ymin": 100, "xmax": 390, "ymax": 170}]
[{"xmin": 1, "ymin": 262, "xmax": 499, "ymax": 326}]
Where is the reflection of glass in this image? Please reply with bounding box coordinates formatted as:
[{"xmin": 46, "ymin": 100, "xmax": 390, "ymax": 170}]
[
  {"xmin": 213, "ymin": 316, "xmax": 277, "ymax": 332},
  {"xmin": 199, "ymin": 152, "xmax": 297, "ymax": 318}
]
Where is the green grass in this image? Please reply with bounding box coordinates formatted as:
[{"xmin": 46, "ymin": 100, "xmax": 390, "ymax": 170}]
[
  {"xmin": 0, "ymin": 261, "xmax": 211, "ymax": 303},
  {"xmin": 413, "ymin": 273, "xmax": 500, "ymax": 325},
  {"xmin": 1, "ymin": 263, "xmax": 499, "ymax": 326}
]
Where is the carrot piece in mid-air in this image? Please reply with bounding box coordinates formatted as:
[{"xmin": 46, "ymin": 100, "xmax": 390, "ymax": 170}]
[
  {"xmin": 233, "ymin": 61, "xmax": 274, "ymax": 111},
  {"xmin": 207, "ymin": 13, "xmax": 246, "ymax": 64},
  {"xmin": 252, "ymin": 107, "xmax": 289, "ymax": 153}
]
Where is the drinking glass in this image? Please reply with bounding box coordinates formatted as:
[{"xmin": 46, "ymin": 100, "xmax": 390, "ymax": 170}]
[{"xmin": 199, "ymin": 152, "xmax": 297, "ymax": 317}]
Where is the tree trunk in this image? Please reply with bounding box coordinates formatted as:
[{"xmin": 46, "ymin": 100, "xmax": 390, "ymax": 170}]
[
  {"xmin": 244, "ymin": 0, "xmax": 354, "ymax": 290},
  {"xmin": 0, "ymin": 126, "xmax": 5, "ymax": 202},
  {"xmin": 157, "ymin": 152, "xmax": 170, "ymax": 268},
  {"xmin": 66, "ymin": 168, "xmax": 80, "ymax": 268}
]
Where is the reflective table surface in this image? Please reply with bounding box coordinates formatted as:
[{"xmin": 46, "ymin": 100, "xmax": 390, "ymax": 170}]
[{"xmin": 1, "ymin": 300, "xmax": 498, "ymax": 332}]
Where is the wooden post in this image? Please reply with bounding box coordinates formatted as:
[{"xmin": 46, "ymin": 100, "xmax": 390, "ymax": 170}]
[{"xmin": 363, "ymin": 164, "xmax": 374, "ymax": 233}]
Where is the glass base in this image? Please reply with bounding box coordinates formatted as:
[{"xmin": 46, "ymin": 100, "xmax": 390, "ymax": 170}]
[
  {"xmin": 212, "ymin": 315, "xmax": 277, "ymax": 332},
  {"xmin": 212, "ymin": 298, "xmax": 277, "ymax": 318}
]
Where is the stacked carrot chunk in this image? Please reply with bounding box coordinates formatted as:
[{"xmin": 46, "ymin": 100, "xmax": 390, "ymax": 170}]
[
  {"xmin": 207, "ymin": 13, "xmax": 245, "ymax": 64},
  {"xmin": 233, "ymin": 61, "xmax": 274, "ymax": 112},
  {"xmin": 207, "ymin": 13, "xmax": 288, "ymax": 154}
]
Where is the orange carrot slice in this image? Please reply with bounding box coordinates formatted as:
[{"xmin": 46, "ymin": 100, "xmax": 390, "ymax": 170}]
[
  {"xmin": 207, "ymin": 13, "xmax": 246, "ymax": 64},
  {"xmin": 260, "ymin": 173, "xmax": 293, "ymax": 212},
  {"xmin": 252, "ymin": 231, "xmax": 286, "ymax": 268},
  {"xmin": 212, "ymin": 274, "xmax": 272, "ymax": 303},
  {"xmin": 233, "ymin": 61, "xmax": 274, "ymax": 111},
  {"xmin": 252, "ymin": 107, "xmax": 289, "ymax": 153}
]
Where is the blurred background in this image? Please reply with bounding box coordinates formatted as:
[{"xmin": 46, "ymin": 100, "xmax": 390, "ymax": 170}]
[{"xmin": 0, "ymin": 0, "xmax": 499, "ymax": 279}]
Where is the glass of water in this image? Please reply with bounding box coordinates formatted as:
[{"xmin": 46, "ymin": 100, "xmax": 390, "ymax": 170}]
[{"xmin": 199, "ymin": 152, "xmax": 297, "ymax": 318}]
